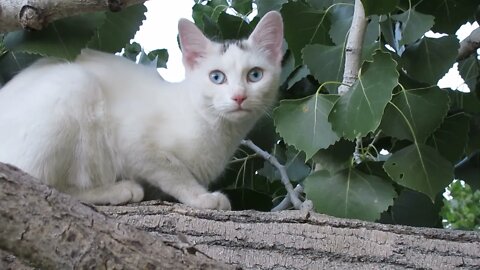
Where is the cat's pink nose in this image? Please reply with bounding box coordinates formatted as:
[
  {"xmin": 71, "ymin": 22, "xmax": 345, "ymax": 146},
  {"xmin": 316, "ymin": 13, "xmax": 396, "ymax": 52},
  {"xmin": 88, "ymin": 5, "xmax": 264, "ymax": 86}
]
[{"xmin": 232, "ymin": 94, "xmax": 247, "ymax": 105}]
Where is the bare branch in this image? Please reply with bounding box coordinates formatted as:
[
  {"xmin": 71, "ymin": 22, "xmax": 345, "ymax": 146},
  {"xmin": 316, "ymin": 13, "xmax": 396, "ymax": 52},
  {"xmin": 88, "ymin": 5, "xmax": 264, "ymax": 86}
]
[
  {"xmin": 457, "ymin": 27, "xmax": 480, "ymax": 61},
  {"xmin": 0, "ymin": 0, "xmax": 147, "ymax": 33},
  {"xmin": 337, "ymin": 0, "xmax": 367, "ymax": 95},
  {"xmin": 240, "ymin": 139, "xmax": 310, "ymax": 211}
]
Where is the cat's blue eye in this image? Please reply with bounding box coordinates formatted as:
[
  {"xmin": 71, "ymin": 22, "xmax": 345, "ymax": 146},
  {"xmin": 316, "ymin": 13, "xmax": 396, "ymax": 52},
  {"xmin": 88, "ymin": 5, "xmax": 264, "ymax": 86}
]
[
  {"xmin": 247, "ymin": 67, "xmax": 263, "ymax": 83},
  {"xmin": 209, "ymin": 70, "xmax": 226, "ymax": 84}
]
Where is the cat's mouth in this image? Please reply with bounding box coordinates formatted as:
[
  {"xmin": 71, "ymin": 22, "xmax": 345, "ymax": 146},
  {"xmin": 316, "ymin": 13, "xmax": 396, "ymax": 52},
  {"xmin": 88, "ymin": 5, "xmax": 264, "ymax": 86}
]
[{"xmin": 230, "ymin": 107, "xmax": 251, "ymax": 113}]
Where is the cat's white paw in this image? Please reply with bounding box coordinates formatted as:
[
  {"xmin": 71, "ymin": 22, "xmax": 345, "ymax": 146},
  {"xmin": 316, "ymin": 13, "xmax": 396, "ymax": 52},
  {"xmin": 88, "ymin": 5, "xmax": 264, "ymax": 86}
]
[
  {"xmin": 188, "ymin": 192, "xmax": 231, "ymax": 210},
  {"xmin": 107, "ymin": 181, "xmax": 144, "ymax": 205}
]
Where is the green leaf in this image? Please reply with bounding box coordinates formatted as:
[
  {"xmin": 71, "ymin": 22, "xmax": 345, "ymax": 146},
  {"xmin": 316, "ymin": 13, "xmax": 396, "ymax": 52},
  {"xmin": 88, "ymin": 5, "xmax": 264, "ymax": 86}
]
[
  {"xmin": 414, "ymin": 0, "xmax": 479, "ymax": 34},
  {"xmin": 329, "ymin": 51, "xmax": 398, "ymax": 139},
  {"xmin": 427, "ymin": 113, "xmax": 471, "ymax": 164},
  {"xmin": 458, "ymin": 54, "xmax": 479, "ymax": 92},
  {"xmin": 383, "ymin": 144, "xmax": 454, "ymax": 201},
  {"xmin": 0, "ymin": 52, "xmax": 40, "ymax": 82},
  {"xmin": 217, "ymin": 12, "xmax": 252, "ymax": 40},
  {"xmin": 361, "ymin": 0, "xmax": 398, "ymax": 16},
  {"xmin": 274, "ymin": 94, "xmax": 340, "ymax": 159},
  {"xmin": 138, "ymin": 49, "xmax": 169, "ymax": 69},
  {"xmin": 328, "ymin": 5, "xmax": 381, "ymax": 46},
  {"xmin": 328, "ymin": 5, "xmax": 353, "ymax": 46},
  {"xmin": 448, "ymin": 90, "xmax": 480, "ymax": 114},
  {"xmin": 400, "ymin": 36, "xmax": 459, "ymax": 85},
  {"xmin": 380, "ymin": 86, "xmax": 450, "ymax": 143},
  {"xmin": 307, "ymin": 0, "xmax": 334, "ymax": 10},
  {"xmin": 313, "ymin": 139, "xmax": 355, "ymax": 174},
  {"xmin": 258, "ymin": 145, "xmax": 311, "ymax": 182},
  {"xmin": 281, "ymin": 1, "xmax": 332, "ymax": 65},
  {"xmin": 123, "ymin": 42, "xmax": 142, "ymax": 61},
  {"xmin": 88, "ymin": 4, "xmax": 146, "ymax": 53},
  {"xmin": 4, "ymin": 12, "xmax": 105, "ymax": 60},
  {"xmin": 304, "ymin": 168, "xmax": 396, "ymax": 221},
  {"xmin": 391, "ymin": 9, "xmax": 435, "ymax": 46},
  {"xmin": 382, "ymin": 189, "xmax": 442, "ymax": 228},
  {"xmin": 255, "ymin": 0, "xmax": 288, "ymax": 17},
  {"xmin": 232, "ymin": 0, "xmax": 253, "ymax": 14},
  {"xmin": 303, "ymin": 44, "xmax": 344, "ymax": 83}
]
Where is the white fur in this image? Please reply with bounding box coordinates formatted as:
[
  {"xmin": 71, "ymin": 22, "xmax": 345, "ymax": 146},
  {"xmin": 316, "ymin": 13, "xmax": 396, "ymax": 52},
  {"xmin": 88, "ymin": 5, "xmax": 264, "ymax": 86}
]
[{"xmin": 0, "ymin": 11, "xmax": 283, "ymax": 210}]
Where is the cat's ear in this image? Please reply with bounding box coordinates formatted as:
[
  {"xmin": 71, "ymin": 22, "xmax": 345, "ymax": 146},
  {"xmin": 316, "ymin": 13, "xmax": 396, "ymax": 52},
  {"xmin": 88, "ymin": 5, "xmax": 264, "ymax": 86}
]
[
  {"xmin": 248, "ymin": 11, "xmax": 284, "ymax": 64},
  {"xmin": 178, "ymin": 19, "xmax": 211, "ymax": 70}
]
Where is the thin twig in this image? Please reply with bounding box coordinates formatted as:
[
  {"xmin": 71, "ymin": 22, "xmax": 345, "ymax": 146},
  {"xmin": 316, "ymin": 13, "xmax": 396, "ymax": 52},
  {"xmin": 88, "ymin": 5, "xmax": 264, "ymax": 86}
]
[
  {"xmin": 271, "ymin": 184, "xmax": 305, "ymax": 212},
  {"xmin": 240, "ymin": 139, "xmax": 304, "ymax": 210}
]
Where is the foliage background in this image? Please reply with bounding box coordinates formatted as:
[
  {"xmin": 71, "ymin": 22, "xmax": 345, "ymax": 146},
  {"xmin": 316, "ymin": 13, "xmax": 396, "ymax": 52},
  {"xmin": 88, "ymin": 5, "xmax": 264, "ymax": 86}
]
[{"xmin": 0, "ymin": 0, "xmax": 479, "ymax": 229}]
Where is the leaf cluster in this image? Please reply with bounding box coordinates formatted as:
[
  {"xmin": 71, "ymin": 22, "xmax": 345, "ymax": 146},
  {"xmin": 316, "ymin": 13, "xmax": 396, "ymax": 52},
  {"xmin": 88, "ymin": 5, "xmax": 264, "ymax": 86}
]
[{"xmin": 199, "ymin": 0, "xmax": 480, "ymax": 228}]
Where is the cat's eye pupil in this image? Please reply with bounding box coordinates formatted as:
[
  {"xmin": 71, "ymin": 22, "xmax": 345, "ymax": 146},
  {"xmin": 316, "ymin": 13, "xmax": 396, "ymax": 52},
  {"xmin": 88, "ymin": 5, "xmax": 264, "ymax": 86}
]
[
  {"xmin": 209, "ymin": 70, "xmax": 226, "ymax": 84},
  {"xmin": 247, "ymin": 67, "xmax": 263, "ymax": 82}
]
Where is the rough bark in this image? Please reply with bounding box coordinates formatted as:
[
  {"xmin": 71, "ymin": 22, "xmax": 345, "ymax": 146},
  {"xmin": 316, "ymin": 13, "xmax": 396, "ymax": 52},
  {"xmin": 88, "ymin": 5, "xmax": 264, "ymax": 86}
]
[
  {"xmin": 99, "ymin": 202, "xmax": 480, "ymax": 270},
  {"xmin": 0, "ymin": 0, "xmax": 147, "ymax": 33},
  {"xmin": 0, "ymin": 163, "xmax": 232, "ymax": 270},
  {"xmin": 1, "ymin": 163, "xmax": 479, "ymax": 269}
]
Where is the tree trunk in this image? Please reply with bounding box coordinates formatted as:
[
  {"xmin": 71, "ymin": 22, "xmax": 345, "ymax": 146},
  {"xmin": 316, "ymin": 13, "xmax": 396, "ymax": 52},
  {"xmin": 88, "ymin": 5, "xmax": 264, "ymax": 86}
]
[{"xmin": 1, "ymin": 163, "xmax": 479, "ymax": 269}]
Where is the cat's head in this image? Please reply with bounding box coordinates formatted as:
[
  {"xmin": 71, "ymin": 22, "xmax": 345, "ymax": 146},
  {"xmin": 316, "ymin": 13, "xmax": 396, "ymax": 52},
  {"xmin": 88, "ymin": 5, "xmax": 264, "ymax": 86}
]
[{"xmin": 178, "ymin": 11, "xmax": 283, "ymax": 123}]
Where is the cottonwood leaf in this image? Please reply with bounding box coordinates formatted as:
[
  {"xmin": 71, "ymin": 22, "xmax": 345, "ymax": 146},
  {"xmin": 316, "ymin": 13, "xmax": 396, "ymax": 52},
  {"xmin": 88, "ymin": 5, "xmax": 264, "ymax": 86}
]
[
  {"xmin": 381, "ymin": 189, "xmax": 442, "ymax": 227},
  {"xmin": 329, "ymin": 5, "xmax": 380, "ymax": 46},
  {"xmin": 218, "ymin": 12, "xmax": 253, "ymax": 40},
  {"xmin": 400, "ymin": 36, "xmax": 459, "ymax": 85},
  {"xmin": 414, "ymin": 0, "xmax": 478, "ymax": 34},
  {"xmin": 391, "ymin": 9, "xmax": 435, "ymax": 46},
  {"xmin": 426, "ymin": 113, "xmax": 471, "ymax": 164},
  {"xmin": 361, "ymin": 0, "xmax": 397, "ymax": 16},
  {"xmin": 258, "ymin": 145, "xmax": 311, "ymax": 182},
  {"xmin": 383, "ymin": 144, "xmax": 453, "ymax": 201},
  {"xmin": 380, "ymin": 86, "xmax": 450, "ymax": 143},
  {"xmin": 274, "ymin": 94, "xmax": 339, "ymax": 159},
  {"xmin": 0, "ymin": 52, "xmax": 40, "ymax": 82},
  {"xmin": 232, "ymin": 0, "xmax": 253, "ymax": 15},
  {"xmin": 88, "ymin": 4, "xmax": 146, "ymax": 53},
  {"xmin": 255, "ymin": 0, "xmax": 288, "ymax": 17},
  {"xmin": 303, "ymin": 44, "xmax": 344, "ymax": 84},
  {"xmin": 304, "ymin": 168, "xmax": 396, "ymax": 221},
  {"xmin": 4, "ymin": 13, "xmax": 105, "ymax": 60},
  {"xmin": 281, "ymin": 1, "xmax": 332, "ymax": 65},
  {"xmin": 458, "ymin": 55, "xmax": 479, "ymax": 92},
  {"xmin": 329, "ymin": 51, "xmax": 398, "ymax": 140},
  {"xmin": 313, "ymin": 139, "xmax": 355, "ymax": 174},
  {"xmin": 307, "ymin": 0, "xmax": 334, "ymax": 10}
]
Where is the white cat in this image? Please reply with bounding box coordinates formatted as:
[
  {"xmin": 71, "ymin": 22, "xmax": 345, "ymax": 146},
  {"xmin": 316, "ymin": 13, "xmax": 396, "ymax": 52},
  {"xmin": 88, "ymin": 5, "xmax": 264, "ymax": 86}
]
[{"xmin": 0, "ymin": 11, "xmax": 283, "ymax": 210}]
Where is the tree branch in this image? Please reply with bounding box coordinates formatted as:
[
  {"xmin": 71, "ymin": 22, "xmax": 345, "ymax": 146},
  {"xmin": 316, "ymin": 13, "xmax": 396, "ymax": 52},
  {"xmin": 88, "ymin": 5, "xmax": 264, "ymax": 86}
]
[
  {"xmin": 457, "ymin": 27, "xmax": 480, "ymax": 61},
  {"xmin": 337, "ymin": 0, "xmax": 367, "ymax": 95},
  {"xmin": 0, "ymin": 163, "xmax": 231, "ymax": 269},
  {"xmin": 1, "ymin": 163, "xmax": 480, "ymax": 269},
  {"xmin": 99, "ymin": 200, "xmax": 480, "ymax": 269},
  {"xmin": 0, "ymin": 0, "xmax": 147, "ymax": 33},
  {"xmin": 240, "ymin": 139, "xmax": 310, "ymax": 211}
]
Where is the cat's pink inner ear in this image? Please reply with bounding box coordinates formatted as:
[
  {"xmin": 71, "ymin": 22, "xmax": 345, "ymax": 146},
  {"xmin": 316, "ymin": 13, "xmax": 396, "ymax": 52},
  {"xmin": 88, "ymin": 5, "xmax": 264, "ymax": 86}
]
[
  {"xmin": 248, "ymin": 11, "xmax": 284, "ymax": 64},
  {"xmin": 178, "ymin": 19, "xmax": 210, "ymax": 69}
]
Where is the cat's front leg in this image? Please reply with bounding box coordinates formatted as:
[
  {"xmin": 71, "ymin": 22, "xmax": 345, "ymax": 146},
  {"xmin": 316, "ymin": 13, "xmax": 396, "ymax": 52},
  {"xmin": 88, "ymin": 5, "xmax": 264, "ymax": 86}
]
[
  {"xmin": 141, "ymin": 154, "xmax": 231, "ymax": 210},
  {"xmin": 75, "ymin": 180, "xmax": 144, "ymax": 205}
]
